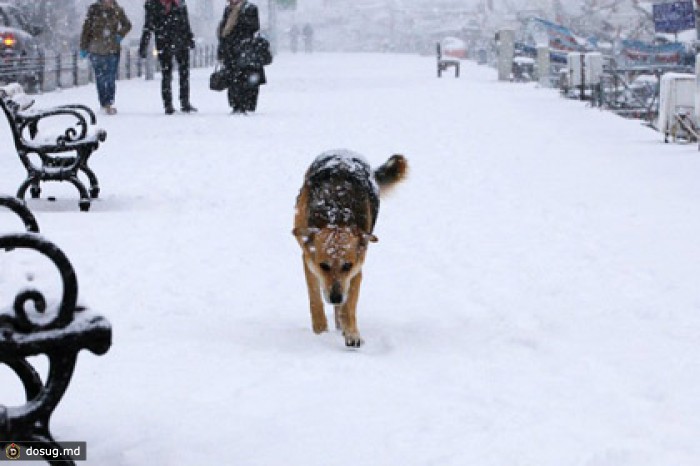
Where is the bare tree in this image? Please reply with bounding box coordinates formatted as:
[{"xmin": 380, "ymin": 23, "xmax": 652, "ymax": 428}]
[
  {"xmin": 630, "ymin": 0, "xmax": 653, "ymax": 22},
  {"xmin": 11, "ymin": 0, "xmax": 80, "ymax": 52}
]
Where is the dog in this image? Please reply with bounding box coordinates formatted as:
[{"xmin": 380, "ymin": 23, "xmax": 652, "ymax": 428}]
[{"xmin": 293, "ymin": 149, "xmax": 408, "ymax": 347}]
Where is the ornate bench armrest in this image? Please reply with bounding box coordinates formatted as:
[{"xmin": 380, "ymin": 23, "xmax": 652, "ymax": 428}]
[
  {"xmin": 0, "ymin": 312, "xmax": 112, "ymax": 358},
  {"xmin": 17, "ymin": 108, "xmax": 90, "ymax": 144},
  {"xmin": 0, "ymin": 233, "xmax": 78, "ymax": 331},
  {"xmin": 54, "ymin": 104, "xmax": 98, "ymax": 125}
]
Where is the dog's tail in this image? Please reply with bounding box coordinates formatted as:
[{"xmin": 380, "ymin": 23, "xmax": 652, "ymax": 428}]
[{"xmin": 374, "ymin": 154, "xmax": 408, "ymax": 196}]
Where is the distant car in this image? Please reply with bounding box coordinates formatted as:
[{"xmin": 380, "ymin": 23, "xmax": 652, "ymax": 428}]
[
  {"xmin": 441, "ymin": 36, "xmax": 467, "ymax": 59},
  {"xmin": 0, "ymin": 3, "xmax": 43, "ymax": 92}
]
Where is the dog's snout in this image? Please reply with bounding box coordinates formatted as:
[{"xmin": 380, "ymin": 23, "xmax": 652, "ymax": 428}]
[
  {"xmin": 329, "ymin": 282, "xmax": 344, "ymax": 304},
  {"xmin": 329, "ymin": 292, "xmax": 343, "ymax": 305}
]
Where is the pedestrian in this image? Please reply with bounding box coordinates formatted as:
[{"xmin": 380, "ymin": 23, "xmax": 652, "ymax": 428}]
[
  {"xmin": 79, "ymin": 0, "xmax": 132, "ymax": 115},
  {"xmin": 138, "ymin": 0, "xmax": 197, "ymax": 114},
  {"xmin": 302, "ymin": 23, "xmax": 314, "ymax": 53},
  {"xmin": 289, "ymin": 24, "xmax": 299, "ymax": 53},
  {"xmin": 217, "ymin": 0, "xmax": 267, "ymax": 114}
]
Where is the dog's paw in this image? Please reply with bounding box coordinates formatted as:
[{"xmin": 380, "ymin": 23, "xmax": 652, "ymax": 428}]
[
  {"xmin": 312, "ymin": 322, "xmax": 328, "ymax": 334},
  {"xmin": 344, "ymin": 332, "xmax": 363, "ymax": 348}
]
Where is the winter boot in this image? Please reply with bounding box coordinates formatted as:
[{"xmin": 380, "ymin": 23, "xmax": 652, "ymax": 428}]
[{"xmin": 181, "ymin": 103, "xmax": 198, "ymax": 113}]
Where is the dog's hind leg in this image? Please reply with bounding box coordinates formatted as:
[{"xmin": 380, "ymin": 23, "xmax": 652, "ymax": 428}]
[
  {"xmin": 340, "ymin": 272, "xmax": 363, "ymax": 347},
  {"xmin": 303, "ymin": 257, "xmax": 328, "ymax": 334}
]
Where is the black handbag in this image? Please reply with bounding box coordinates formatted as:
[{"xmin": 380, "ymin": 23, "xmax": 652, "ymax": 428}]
[
  {"xmin": 254, "ymin": 36, "xmax": 273, "ymax": 66},
  {"xmin": 236, "ymin": 35, "xmax": 273, "ymax": 68},
  {"xmin": 209, "ymin": 65, "xmax": 230, "ymax": 92}
]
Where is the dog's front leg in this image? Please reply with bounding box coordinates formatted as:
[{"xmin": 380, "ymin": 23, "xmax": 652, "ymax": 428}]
[
  {"xmin": 340, "ymin": 272, "xmax": 363, "ymax": 347},
  {"xmin": 303, "ymin": 257, "xmax": 328, "ymax": 334},
  {"xmin": 334, "ymin": 306, "xmax": 344, "ymax": 330}
]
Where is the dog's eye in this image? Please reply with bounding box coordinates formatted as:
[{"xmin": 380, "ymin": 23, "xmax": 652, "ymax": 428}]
[
  {"xmin": 341, "ymin": 262, "xmax": 353, "ymax": 272},
  {"xmin": 320, "ymin": 262, "xmax": 331, "ymax": 272}
]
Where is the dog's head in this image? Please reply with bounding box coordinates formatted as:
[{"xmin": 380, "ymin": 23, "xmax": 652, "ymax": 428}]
[{"xmin": 293, "ymin": 226, "xmax": 377, "ymax": 305}]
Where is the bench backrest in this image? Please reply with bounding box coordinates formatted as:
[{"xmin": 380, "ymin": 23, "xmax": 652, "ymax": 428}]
[{"xmin": 0, "ymin": 84, "xmax": 34, "ymax": 151}]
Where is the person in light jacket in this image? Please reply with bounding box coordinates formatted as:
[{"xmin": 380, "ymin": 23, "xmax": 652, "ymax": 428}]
[
  {"xmin": 139, "ymin": 0, "xmax": 197, "ymax": 114},
  {"xmin": 217, "ymin": 0, "xmax": 266, "ymax": 114},
  {"xmin": 80, "ymin": 0, "xmax": 132, "ymax": 115}
]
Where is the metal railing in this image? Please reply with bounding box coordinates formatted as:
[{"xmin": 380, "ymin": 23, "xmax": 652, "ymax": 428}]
[{"xmin": 0, "ymin": 44, "xmax": 218, "ymax": 94}]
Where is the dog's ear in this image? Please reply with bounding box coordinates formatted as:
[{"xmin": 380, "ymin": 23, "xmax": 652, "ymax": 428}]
[
  {"xmin": 350, "ymin": 226, "xmax": 378, "ymax": 249},
  {"xmin": 358, "ymin": 232, "xmax": 378, "ymax": 250},
  {"xmin": 292, "ymin": 227, "xmax": 319, "ymax": 245}
]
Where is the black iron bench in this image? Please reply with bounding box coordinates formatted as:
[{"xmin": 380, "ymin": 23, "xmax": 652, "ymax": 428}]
[
  {"xmin": 0, "ymin": 195, "xmax": 111, "ymax": 465},
  {"xmin": 437, "ymin": 43, "xmax": 460, "ymax": 78},
  {"xmin": 0, "ymin": 83, "xmax": 107, "ymax": 211}
]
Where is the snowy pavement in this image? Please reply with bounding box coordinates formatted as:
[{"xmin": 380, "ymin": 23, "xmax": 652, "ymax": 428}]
[{"xmin": 1, "ymin": 53, "xmax": 700, "ymax": 465}]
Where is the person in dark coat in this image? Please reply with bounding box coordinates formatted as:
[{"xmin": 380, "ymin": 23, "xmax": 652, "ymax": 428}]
[
  {"xmin": 217, "ymin": 0, "xmax": 266, "ymax": 114},
  {"xmin": 138, "ymin": 0, "xmax": 197, "ymax": 114}
]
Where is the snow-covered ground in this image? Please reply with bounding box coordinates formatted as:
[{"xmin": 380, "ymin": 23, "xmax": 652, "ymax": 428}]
[{"xmin": 1, "ymin": 53, "xmax": 700, "ymax": 466}]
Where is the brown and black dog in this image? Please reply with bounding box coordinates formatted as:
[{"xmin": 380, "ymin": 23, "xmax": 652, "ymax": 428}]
[{"xmin": 293, "ymin": 149, "xmax": 408, "ymax": 347}]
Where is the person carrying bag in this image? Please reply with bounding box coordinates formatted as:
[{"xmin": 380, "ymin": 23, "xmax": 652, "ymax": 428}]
[{"xmin": 216, "ymin": 0, "xmax": 268, "ymax": 114}]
